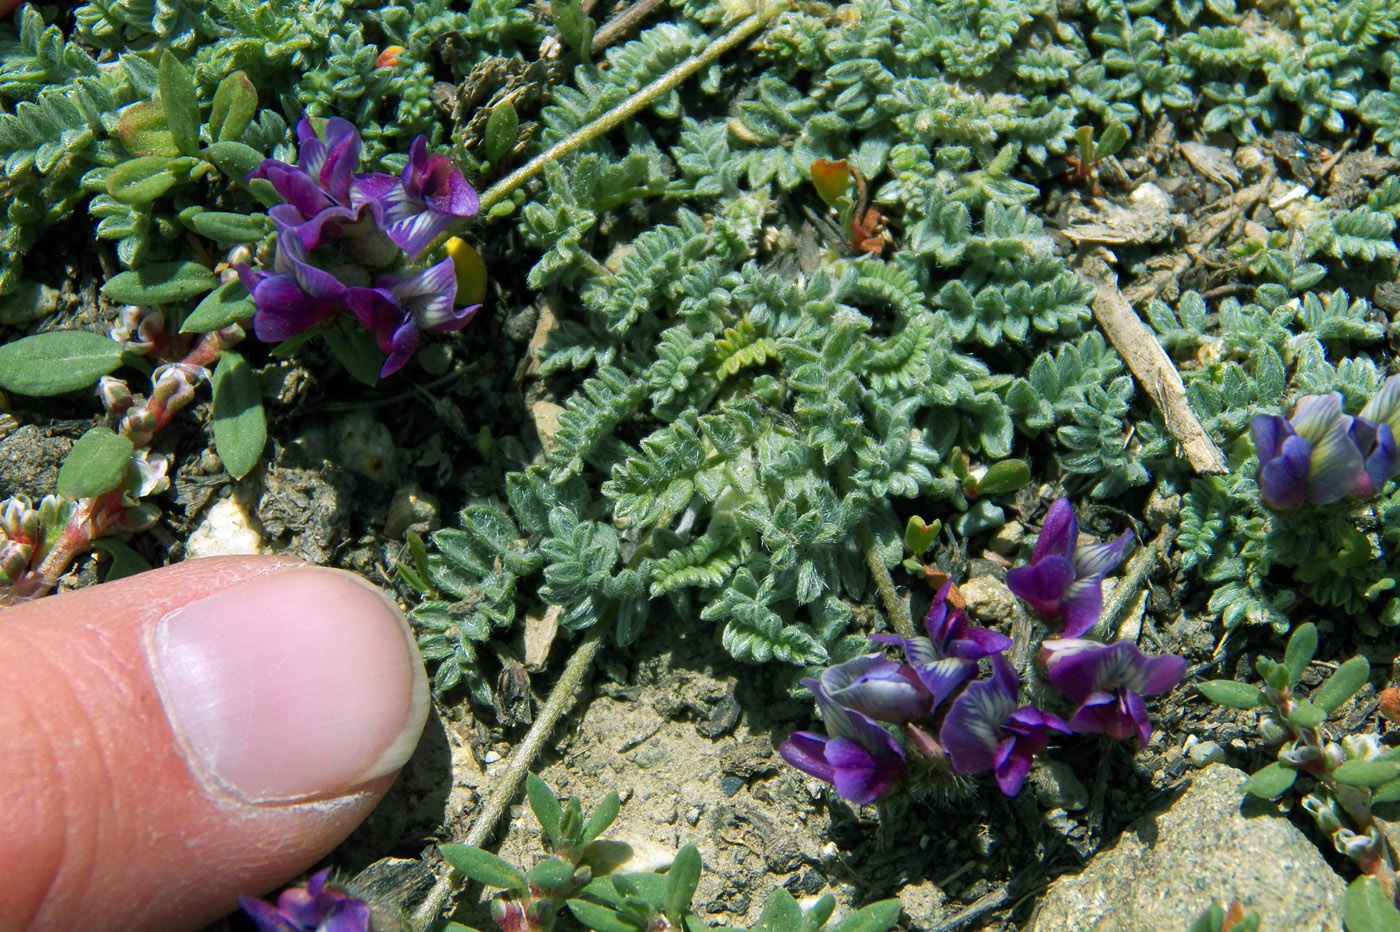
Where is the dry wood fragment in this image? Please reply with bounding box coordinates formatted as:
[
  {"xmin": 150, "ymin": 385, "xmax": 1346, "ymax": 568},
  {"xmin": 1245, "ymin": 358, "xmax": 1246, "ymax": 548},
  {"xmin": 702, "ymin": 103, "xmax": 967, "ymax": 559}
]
[{"xmin": 1078, "ymin": 256, "xmax": 1228, "ymax": 476}]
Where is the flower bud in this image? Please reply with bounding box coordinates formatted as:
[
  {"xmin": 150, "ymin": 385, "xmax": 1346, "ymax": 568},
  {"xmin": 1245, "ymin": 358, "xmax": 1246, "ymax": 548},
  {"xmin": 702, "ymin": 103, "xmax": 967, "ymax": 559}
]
[
  {"xmin": 1342, "ymin": 733, "xmax": 1382, "ymax": 761},
  {"xmin": 1278, "ymin": 741, "xmax": 1320, "ymax": 766},
  {"xmin": 1322, "ymin": 742, "xmax": 1346, "ymax": 771},
  {"xmin": 490, "ymin": 897, "xmax": 528, "ymax": 932},
  {"xmin": 98, "ymin": 376, "xmax": 134, "ymax": 415},
  {"xmin": 0, "ymin": 539, "xmax": 32, "ymax": 583},
  {"xmin": 1302, "ymin": 792, "xmax": 1342, "ymax": 833},
  {"xmin": 1258, "ymin": 715, "xmax": 1288, "ymax": 744}
]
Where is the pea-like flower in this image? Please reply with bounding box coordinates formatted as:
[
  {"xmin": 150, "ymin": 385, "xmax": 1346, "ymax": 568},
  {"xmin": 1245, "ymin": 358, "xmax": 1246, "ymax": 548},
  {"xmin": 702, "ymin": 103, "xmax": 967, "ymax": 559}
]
[
  {"xmin": 816, "ymin": 653, "xmax": 935, "ymax": 724},
  {"xmin": 239, "ymin": 869, "xmax": 370, "ymax": 932},
  {"xmin": 872, "ymin": 580, "xmax": 1012, "ymax": 708},
  {"xmin": 354, "ymin": 135, "xmax": 481, "ymax": 258},
  {"xmin": 346, "ymin": 257, "xmax": 476, "ymax": 377},
  {"xmin": 939, "ymin": 655, "xmax": 1070, "ymax": 797},
  {"xmin": 778, "ymin": 677, "xmax": 908, "ymax": 804},
  {"xmin": 1004, "ymin": 498, "xmax": 1133, "ymax": 637},
  {"xmin": 1039, "ymin": 638, "xmax": 1187, "ymax": 748},
  {"xmin": 1251, "ymin": 393, "xmax": 1367, "ymax": 509}
]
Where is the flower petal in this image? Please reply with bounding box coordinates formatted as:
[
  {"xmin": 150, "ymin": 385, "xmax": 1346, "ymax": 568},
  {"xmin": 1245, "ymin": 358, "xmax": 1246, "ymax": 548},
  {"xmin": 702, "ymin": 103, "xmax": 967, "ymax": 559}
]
[
  {"xmin": 250, "ymin": 276, "xmax": 340, "ymax": 341},
  {"xmin": 1031, "ymin": 498, "xmax": 1078, "ymax": 564},
  {"xmin": 1057, "ymin": 576, "xmax": 1105, "ymax": 638},
  {"xmin": 779, "ymin": 731, "xmax": 836, "ymax": 785},
  {"xmin": 379, "ymin": 316, "xmax": 421, "ymax": 377},
  {"xmin": 910, "ymin": 656, "xmax": 976, "ymax": 710},
  {"xmin": 1258, "ymin": 434, "xmax": 1312, "ymax": 509},
  {"xmin": 239, "ymin": 897, "xmax": 300, "ymax": 932},
  {"xmin": 1006, "ymin": 554, "xmax": 1075, "ymax": 617},
  {"xmin": 1362, "ymin": 375, "xmax": 1400, "ymax": 434},
  {"xmin": 825, "ymin": 736, "xmax": 905, "ymax": 804},
  {"xmin": 1305, "ymin": 410, "xmax": 1364, "ymax": 505},
  {"xmin": 1251, "ymin": 413, "xmax": 1290, "ymax": 461},
  {"xmin": 1289, "ymin": 392, "xmax": 1344, "ymax": 444},
  {"xmin": 1073, "ymin": 530, "xmax": 1134, "ymax": 578}
]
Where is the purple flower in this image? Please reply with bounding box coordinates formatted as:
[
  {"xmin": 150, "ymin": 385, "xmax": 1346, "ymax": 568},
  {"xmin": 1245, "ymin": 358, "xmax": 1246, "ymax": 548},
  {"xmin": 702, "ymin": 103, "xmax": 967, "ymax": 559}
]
[
  {"xmin": 1251, "ymin": 393, "xmax": 1365, "ymax": 509},
  {"xmin": 345, "ymin": 257, "xmax": 476, "ymax": 377},
  {"xmin": 939, "ymin": 655, "xmax": 1070, "ymax": 796},
  {"xmin": 237, "ymin": 232, "xmax": 347, "ymax": 343},
  {"xmin": 818, "ymin": 653, "xmax": 934, "ymax": 724},
  {"xmin": 354, "ymin": 135, "xmax": 480, "ymax": 258},
  {"xmin": 1040, "ymin": 638, "xmax": 1187, "ymax": 748},
  {"xmin": 249, "ymin": 116, "xmax": 368, "ymax": 249},
  {"xmin": 1356, "ymin": 375, "xmax": 1400, "ymax": 497},
  {"xmin": 778, "ymin": 677, "xmax": 907, "ymax": 804},
  {"xmin": 1004, "ymin": 498, "xmax": 1133, "ymax": 638},
  {"xmin": 872, "ymin": 581, "xmax": 1012, "ymax": 708},
  {"xmin": 239, "ymin": 869, "xmax": 370, "ymax": 932}
]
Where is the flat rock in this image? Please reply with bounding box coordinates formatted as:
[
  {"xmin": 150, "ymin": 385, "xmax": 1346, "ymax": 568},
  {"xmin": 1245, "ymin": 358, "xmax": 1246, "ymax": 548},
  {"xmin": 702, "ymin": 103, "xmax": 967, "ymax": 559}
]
[{"xmin": 1031, "ymin": 763, "xmax": 1344, "ymax": 931}]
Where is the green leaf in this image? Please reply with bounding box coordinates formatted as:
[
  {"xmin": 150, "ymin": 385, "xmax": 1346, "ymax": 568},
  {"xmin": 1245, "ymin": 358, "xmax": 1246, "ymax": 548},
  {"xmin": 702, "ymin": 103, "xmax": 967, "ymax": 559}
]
[
  {"xmin": 527, "ymin": 773, "xmax": 564, "ymax": 850},
  {"xmin": 1374, "ymin": 778, "xmax": 1400, "ymax": 803},
  {"xmin": 1097, "ymin": 121, "xmax": 1130, "ymax": 159},
  {"xmin": 903, "ymin": 516, "xmax": 940, "ymax": 556},
  {"xmin": 91, "ymin": 538, "xmax": 152, "ymax": 582},
  {"xmin": 58, "ymin": 427, "xmax": 134, "ymax": 498},
  {"xmin": 1335, "ymin": 760, "xmax": 1400, "ymax": 788},
  {"xmin": 181, "ymin": 279, "xmax": 255, "ymax": 334},
  {"xmin": 527, "ymin": 858, "xmax": 576, "ymax": 890},
  {"xmin": 579, "ymin": 792, "xmax": 620, "ymax": 846},
  {"xmin": 664, "ymin": 844, "xmax": 701, "ymax": 925},
  {"xmin": 1197, "ymin": 680, "xmax": 1267, "ymax": 709},
  {"xmin": 1285, "ymin": 699, "xmax": 1326, "ymax": 729},
  {"xmin": 203, "ymin": 141, "xmax": 266, "ymax": 186},
  {"xmin": 117, "ymin": 100, "xmax": 180, "ymax": 157},
  {"xmin": 552, "ymin": 0, "xmax": 594, "ymax": 63},
  {"xmin": 1240, "ymin": 761, "xmax": 1297, "ymax": 799},
  {"xmin": 438, "ymin": 844, "xmax": 527, "ymax": 892},
  {"xmin": 211, "ymin": 351, "xmax": 266, "ymax": 480},
  {"xmin": 1313, "ymin": 656, "xmax": 1370, "ymax": 712},
  {"xmin": 830, "ymin": 899, "xmax": 903, "ymax": 932},
  {"xmin": 321, "ymin": 321, "xmax": 385, "ymax": 386},
  {"xmin": 1345, "ymin": 876, "xmax": 1400, "ymax": 932},
  {"xmin": 106, "ymin": 156, "xmax": 180, "ymax": 204},
  {"xmin": 1185, "ymin": 903, "xmax": 1224, "ymax": 932},
  {"xmin": 103, "ymin": 262, "xmax": 218, "ymax": 305},
  {"xmin": 975, "ymin": 459, "xmax": 1030, "ymax": 496},
  {"xmin": 208, "ymin": 71, "xmax": 257, "ymax": 143},
  {"xmin": 158, "ymin": 51, "xmax": 201, "ymax": 157},
  {"xmin": 484, "ymin": 101, "xmax": 520, "ymax": 164},
  {"xmin": 566, "ymin": 899, "xmax": 634, "ymax": 932},
  {"xmin": 1284, "ymin": 622, "xmax": 1318, "ymax": 686},
  {"xmin": 183, "ymin": 209, "xmax": 269, "ymax": 243},
  {"xmin": 755, "ymin": 888, "xmax": 803, "ymax": 932},
  {"xmin": 0, "ymin": 331, "xmax": 125, "ymax": 396}
]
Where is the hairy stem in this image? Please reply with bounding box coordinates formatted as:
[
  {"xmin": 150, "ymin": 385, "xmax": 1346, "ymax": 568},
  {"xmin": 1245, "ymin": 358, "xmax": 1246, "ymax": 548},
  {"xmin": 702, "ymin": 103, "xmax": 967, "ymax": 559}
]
[
  {"xmin": 478, "ymin": 4, "xmax": 782, "ymax": 214},
  {"xmin": 862, "ymin": 527, "xmax": 914, "ymax": 638},
  {"xmin": 411, "ymin": 620, "xmax": 611, "ymax": 930}
]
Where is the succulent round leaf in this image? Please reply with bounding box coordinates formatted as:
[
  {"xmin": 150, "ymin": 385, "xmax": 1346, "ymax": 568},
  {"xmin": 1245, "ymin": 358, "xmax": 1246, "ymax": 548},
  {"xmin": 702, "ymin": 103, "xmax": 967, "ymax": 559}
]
[
  {"xmin": 1197, "ymin": 680, "xmax": 1267, "ymax": 709},
  {"xmin": 1240, "ymin": 761, "xmax": 1296, "ymax": 799}
]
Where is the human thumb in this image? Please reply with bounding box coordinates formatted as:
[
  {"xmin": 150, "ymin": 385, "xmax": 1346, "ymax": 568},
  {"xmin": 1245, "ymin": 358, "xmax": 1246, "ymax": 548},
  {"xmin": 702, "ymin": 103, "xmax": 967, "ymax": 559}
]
[{"xmin": 0, "ymin": 556, "xmax": 430, "ymax": 932}]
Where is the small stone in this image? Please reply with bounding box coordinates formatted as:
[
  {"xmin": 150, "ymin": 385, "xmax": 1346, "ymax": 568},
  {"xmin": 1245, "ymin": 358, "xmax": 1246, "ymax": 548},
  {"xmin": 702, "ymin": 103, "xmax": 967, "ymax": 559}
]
[
  {"xmin": 530, "ymin": 400, "xmax": 565, "ymax": 454},
  {"xmin": 383, "ymin": 484, "xmax": 441, "ymax": 539},
  {"xmin": 1187, "ymin": 740, "xmax": 1226, "ymax": 767},
  {"xmin": 1130, "ymin": 181, "xmax": 1173, "ymax": 213},
  {"xmin": 417, "ymin": 342, "xmax": 453, "ymax": 375},
  {"xmin": 185, "ymin": 497, "xmax": 264, "ymax": 558},
  {"xmin": 333, "ymin": 411, "xmax": 396, "ymax": 480},
  {"xmin": 1030, "ymin": 760, "xmax": 1090, "ymax": 811},
  {"xmin": 1144, "ymin": 489, "xmax": 1181, "ymax": 531},
  {"xmin": 988, "ymin": 520, "xmax": 1025, "ymax": 556},
  {"xmin": 686, "ymin": 807, "xmax": 702, "ymax": 826},
  {"xmin": 482, "ymin": 750, "xmax": 501, "ymax": 764},
  {"xmin": 1033, "ymin": 764, "xmax": 1345, "ymax": 931},
  {"xmin": 959, "ymin": 575, "xmax": 1017, "ymax": 626},
  {"xmin": 896, "ymin": 879, "xmax": 948, "ymax": 927}
]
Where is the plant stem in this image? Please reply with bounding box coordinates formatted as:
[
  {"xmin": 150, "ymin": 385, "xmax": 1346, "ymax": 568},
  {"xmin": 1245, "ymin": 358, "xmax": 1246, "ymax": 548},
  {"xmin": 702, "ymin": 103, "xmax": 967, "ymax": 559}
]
[
  {"xmin": 1099, "ymin": 524, "xmax": 1174, "ymax": 637},
  {"xmin": 411, "ymin": 619, "xmax": 612, "ymax": 931},
  {"xmin": 477, "ymin": 4, "xmax": 782, "ymax": 214},
  {"xmin": 862, "ymin": 526, "xmax": 914, "ymax": 638}
]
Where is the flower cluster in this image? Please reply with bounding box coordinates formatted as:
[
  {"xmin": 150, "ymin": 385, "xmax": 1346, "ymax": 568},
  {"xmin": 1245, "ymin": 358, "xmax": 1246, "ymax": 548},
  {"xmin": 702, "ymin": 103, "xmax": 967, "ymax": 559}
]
[
  {"xmin": 239, "ymin": 869, "xmax": 370, "ymax": 932},
  {"xmin": 237, "ymin": 117, "xmax": 482, "ymax": 377},
  {"xmin": 1251, "ymin": 376, "xmax": 1400, "ymax": 510},
  {"xmin": 779, "ymin": 499, "xmax": 1186, "ymax": 803}
]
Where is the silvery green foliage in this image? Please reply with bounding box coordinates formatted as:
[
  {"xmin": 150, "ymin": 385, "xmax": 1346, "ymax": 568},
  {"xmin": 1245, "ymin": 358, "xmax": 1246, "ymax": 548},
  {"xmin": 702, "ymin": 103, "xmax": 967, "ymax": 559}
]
[{"xmin": 0, "ymin": 0, "xmax": 525, "ymax": 295}]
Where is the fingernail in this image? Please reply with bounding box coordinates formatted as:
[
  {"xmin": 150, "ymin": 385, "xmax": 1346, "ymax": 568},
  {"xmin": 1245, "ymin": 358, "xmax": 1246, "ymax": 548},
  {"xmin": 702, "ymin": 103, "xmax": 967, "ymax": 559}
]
[{"xmin": 149, "ymin": 567, "xmax": 430, "ymax": 804}]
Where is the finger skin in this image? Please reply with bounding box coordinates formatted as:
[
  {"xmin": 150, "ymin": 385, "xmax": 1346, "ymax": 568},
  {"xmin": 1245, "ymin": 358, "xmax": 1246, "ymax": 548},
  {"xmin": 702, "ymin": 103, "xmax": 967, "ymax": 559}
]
[{"xmin": 0, "ymin": 557, "xmax": 400, "ymax": 932}]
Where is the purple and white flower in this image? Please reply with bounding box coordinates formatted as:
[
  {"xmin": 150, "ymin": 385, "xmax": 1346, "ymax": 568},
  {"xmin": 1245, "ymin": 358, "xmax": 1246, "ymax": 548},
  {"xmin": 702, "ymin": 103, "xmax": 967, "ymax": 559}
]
[
  {"xmin": 1251, "ymin": 393, "xmax": 1367, "ymax": 509},
  {"xmin": 778, "ymin": 677, "xmax": 908, "ymax": 804},
  {"xmin": 1004, "ymin": 498, "xmax": 1133, "ymax": 638},
  {"xmin": 872, "ymin": 581, "xmax": 1012, "ymax": 708},
  {"xmin": 939, "ymin": 655, "xmax": 1070, "ymax": 797},
  {"xmin": 239, "ymin": 869, "xmax": 370, "ymax": 932},
  {"xmin": 354, "ymin": 135, "xmax": 480, "ymax": 258},
  {"xmin": 1040, "ymin": 638, "xmax": 1187, "ymax": 748},
  {"xmin": 345, "ymin": 257, "xmax": 477, "ymax": 377}
]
